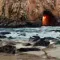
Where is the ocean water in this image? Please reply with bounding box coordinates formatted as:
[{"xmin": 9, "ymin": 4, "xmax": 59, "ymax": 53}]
[{"xmin": 0, "ymin": 26, "xmax": 60, "ymax": 40}]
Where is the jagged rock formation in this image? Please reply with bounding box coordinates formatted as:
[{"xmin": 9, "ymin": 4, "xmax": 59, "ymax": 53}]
[{"xmin": 0, "ymin": 0, "xmax": 60, "ymax": 27}]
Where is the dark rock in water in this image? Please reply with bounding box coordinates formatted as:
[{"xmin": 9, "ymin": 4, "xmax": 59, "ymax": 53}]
[
  {"xmin": 19, "ymin": 48, "xmax": 40, "ymax": 52},
  {"xmin": 50, "ymin": 30, "xmax": 60, "ymax": 32},
  {"xmin": 34, "ymin": 40, "xmax": 50, "ymax": 46},
  {"xmin": 2, "ymin": 45, "xmax": 16, "ymax": 54},
  {"xmin": 0, "ymin": 35, "xmax": 6, "ymax": 38},
  {"xmin": 0, "ymin": 32, "xmax": 10, "ymax": 35},
  {"xmin": 29, "ymin": 35, "xmax": 40, "ymax": 42},
  {"xmin": 42, "ymin": 37, "xmax": 57, "ymax": 41},
  {"xmin": 43, "ymin": 37, "xmax": 55, "ymax": 40},
  {"xmin": 8, "ymin": 36, "xmax": 14, "ymax": 39},
  {"xmin": 29, "ymin": 36, "xmax": 50, "ymax": 46},
  {"xmin": 20, "ymin": 33, "xmax": 26, "ymax": 36}
]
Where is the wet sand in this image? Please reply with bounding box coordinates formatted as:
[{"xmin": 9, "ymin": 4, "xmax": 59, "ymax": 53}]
[
  {"xmin": 0, "ymin": 53, "xmax": 58, "ymax": 60},
  {"xmin": 0, "ymin": 39, "xmax": 60, "ymax": 60}
]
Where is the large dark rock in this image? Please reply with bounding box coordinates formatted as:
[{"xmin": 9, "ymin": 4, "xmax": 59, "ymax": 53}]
[
  {"xmin": 2, "ymin": 45, "xmax": 16, "ymax": 54},
  {"xmin": 29, "ymin": 35, "xmax": 40, "ymax": 42},
  {"xmin": 34, "ymin": 40, "xmax": 50, "ymax": 46},
  {"xmin": 0, "ymin": 35, "xmax": 6, "ymax": 38},
  {"xmin": 0, "ymin": 32, "xmax": 10, "ymax": 35}
]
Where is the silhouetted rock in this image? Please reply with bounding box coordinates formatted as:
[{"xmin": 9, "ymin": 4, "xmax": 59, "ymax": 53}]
[
  {"xmin": 29, "ymin": 35, "xmax": 40, "ymax": 42},
  {"xmin": 2, "ymin": 45, "xmax": 16, "ymax": 54},
  {"xmin": 0, "ymin": 35, "xmax": 6, "ymax": 38},
  {"xmin": 0, "ymin": 32, "xmax": 10, "ymax": 35},
  {"xmin": 34, "ymin": 40, "xmax": 50, "ymax": 46}
]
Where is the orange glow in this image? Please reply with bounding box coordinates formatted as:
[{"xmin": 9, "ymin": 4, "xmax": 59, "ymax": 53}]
[{"xmin": 42, "ymin": 15, "xmax": 50, "ymax": 26}]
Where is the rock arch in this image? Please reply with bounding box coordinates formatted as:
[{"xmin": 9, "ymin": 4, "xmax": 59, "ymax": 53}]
[{"xmin": 42, "ymin": 10, "xmax": 57, "ymax": 26}]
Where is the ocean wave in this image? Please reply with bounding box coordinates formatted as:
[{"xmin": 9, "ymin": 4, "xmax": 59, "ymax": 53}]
[{"xmin": 0, "ymin": 27, "xmax": 60, "ymax": 40}]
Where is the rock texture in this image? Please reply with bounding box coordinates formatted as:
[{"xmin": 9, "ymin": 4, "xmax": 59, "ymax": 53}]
[{"xmin": 0, "ymin": 0, "xmax": 60, "ymax": 27}]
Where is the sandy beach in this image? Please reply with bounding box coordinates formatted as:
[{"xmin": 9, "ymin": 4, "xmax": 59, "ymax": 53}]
[
  {"xmin": 22, "ymin": 45, "xmax": 60, "ymax": 60},
  {"xmin": 0, "ymin": 52, "xmax": 59, "ymax": 60}
]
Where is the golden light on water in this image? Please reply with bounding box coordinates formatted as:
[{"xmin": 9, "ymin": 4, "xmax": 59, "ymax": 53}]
[{"xmin": 42, "ymin": 15, "xmax": 50, "ymax": 26}]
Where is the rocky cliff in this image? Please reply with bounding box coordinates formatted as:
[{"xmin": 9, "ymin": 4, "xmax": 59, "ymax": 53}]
[{"xmin": 0, "ymin": 0, "xmax": 60, "ymax": 27}]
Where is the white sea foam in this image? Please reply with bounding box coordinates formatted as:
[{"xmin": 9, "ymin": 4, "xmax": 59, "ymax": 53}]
[{"xmin": 0, "ymin": 26, "xmax": 60, "ymax": 40}]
